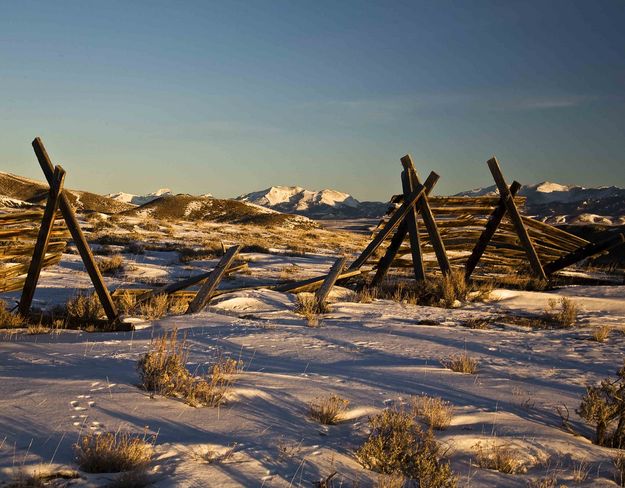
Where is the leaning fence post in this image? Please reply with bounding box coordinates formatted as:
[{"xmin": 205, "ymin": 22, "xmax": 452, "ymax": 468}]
[
  {"xmin": 31, "ymin": 137, "xmax": 119, "ymax": 322},
  {"xmin": 315, "ymin": 256, "xmax": 348, "ymax": 308},
  {"xmin": 402, "ymin": 155, "xmax": 451, "ymax": 275},
  {"xmin": 348, "ymin": 171, "xmax": 439, "ymax": 271},
  {"xmin": 186, "ymin": 245, "xmax": 242, "ymax": 314},
  {"xmin": 18, "ymin": 165, "xmax": 66, "ymax": 316},
  {"xmin": 487, "ymin": 157, "xmax": 547, "ymax": 281},
  {"xmin": 464, "ymin": 180, "xmax": 522, "ymax": 280}
]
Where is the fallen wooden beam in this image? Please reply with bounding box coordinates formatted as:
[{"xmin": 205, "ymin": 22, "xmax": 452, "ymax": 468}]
[
  {"xmin": 32, "ymin": 137, "xmax": 119, "ymax": 322},
  {"xmin": 133, "ymin": 263, "xmax": 247, "ymax": 304},
  {"xmin": 276, "ymin": 269, "xmax": 363, "ymax": 294},
  {"xmin": 18, "ymin": 166, "xmax": 66, "ymax": 316},
  {"xmin": 544, "ymin": 233, "xmax": 625, "ymax": 275},
  {"xmin": 186, "ymin": 245, "xmax": 242, "ymax": 314}
]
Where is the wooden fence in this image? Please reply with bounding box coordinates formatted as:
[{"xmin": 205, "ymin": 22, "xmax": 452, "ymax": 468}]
[{"xmin": 0, "ymin": 210, "xmax": 69, "ymax": 293}]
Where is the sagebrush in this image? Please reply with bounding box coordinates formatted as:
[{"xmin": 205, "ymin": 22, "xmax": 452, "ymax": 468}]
[
  {"xmin": 74, "ymin": 431, "xmax": 154, "ymax": 473},
  {"xmin": 137, "ymin": 329, "xmax": 239, "ymax": 407},
  {"xmin": 355, "ymin": 407, "xmax": 456, "ymax": 487}
]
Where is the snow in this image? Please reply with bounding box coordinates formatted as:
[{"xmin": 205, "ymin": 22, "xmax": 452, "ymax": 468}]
[
  {"xmin": 2, "ymin": 245, "xmax": 625, "ymax": 486},
  {"xmin": 107, "ymin": 189, "xmax": 173, "ymax": 206}
]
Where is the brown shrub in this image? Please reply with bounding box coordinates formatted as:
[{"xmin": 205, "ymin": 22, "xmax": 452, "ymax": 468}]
[
  {"xmin": 355, "ymin": 408, "xmax": 456, "ymax": 487},
  {"xmin": 441, "ymin": 353, "xmax": 479, "ymax": 374},
  {"xmin": 97, "ymin": 254, "xmax": 125, "ymax": 275},
  {"xmin": 137, "ymin": 329, "xmax": 239, "ymax": 407},
  {"xmin": 545, "ymin": 297, "xmax": 578, "ymax": 327},
  {"xmin": 473, "ymin": 441, "xmax": 527, "ymax": 474},
  {"xmin": 309, "ymin": 395, "xmax": 349, "ymax": 425},
  {"xmin": 74, "ymin": 431, "xmax": 154, "ymax": 473},
  {"xmin": 65, "ymin": 292, "xmax": 103, "ymax": 327},
  {"xmin": 411, "ymin": 395, "xmax": 453, "ymax": 431},
  {"xmin": 578, "ymin": 360, "xmax": 625, "ymax": 448},
  {"xmin": 0, "ymin": 300, "xmax": 25, "ymax": 329}
]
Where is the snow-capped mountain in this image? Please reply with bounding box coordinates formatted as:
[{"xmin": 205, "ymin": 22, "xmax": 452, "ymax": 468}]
[
  {"xmin": 106, "ymin": 188, "xmax": 173, "ymax": 206},
  {"xmin": 236, "ymin": 186, "xmax": 388, "ymax": 219},
  {"xmin": 457, "ymin": 181, "xmax": 625, "ymax": 225}
]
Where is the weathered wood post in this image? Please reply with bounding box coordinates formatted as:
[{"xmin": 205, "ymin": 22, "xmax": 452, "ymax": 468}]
[
  {"xmin": 18, "ymin": 165, "xmax": 66, "ymax": 316},
  {"xmin": 487, "ymin": 157, "xmax": 547, "ymax": 281},
  {"xmin": 315, "ymin": 256, "xmax": 347, "ymax": 307},
  {"xmin": 402, "ymin": 155, "xmax": 451, "ymax": 275},
  {"xmin": 348, "ymin": 171, "xmax": 439, "ymax": 271},
  {"xmin": 31, "ymin": 137, "xmax": 119, "ymax": 322},
  {"xmin": 186, "ymin": 244, "xmax": 242, "ymax": 314},
  {"xmin": 464, "ymin": 180, "xmax": 522, "ymax": 280}
]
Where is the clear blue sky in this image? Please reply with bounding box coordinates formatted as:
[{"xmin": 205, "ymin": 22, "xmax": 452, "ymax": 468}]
[{"xmin": 1, "ymin": 0, "xmax": 624, "ymax": 201}]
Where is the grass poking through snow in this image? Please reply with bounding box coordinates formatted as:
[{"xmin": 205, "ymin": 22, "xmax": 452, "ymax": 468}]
[
  {"xmin": 137, "ymin": 329, "xmax": 240, "ymax": 407},
  {"xmin": 309, "ymin": 395, "xmax": 349, "ymax": 425},
  {"xmin": 74, "ymin": 431, "xmax": 154, "ymax": 473},
  {"xmin": 441, "ymin": 352, "xmax": 479, "ymax": 374}
]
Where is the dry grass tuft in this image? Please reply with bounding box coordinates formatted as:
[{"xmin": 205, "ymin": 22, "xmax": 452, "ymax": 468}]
[
  {"xmin": 137, "ymin": 329, "xmax": 239, "ymax": 407},
  {"xmin": 309, "ymin": 395, "xmax": 349, "ymax": 425},
  {"xmin": 74, "ymin": 431, "xmax": 154, "ymax": 473},
  {"xmin": 473, "ymin": 441, "xmax": 527, "ymax": 474},
  {"xmin": 295, "ymin": 293, "xmax": 327, "ymax": 327},
  {"xmin": 411, "ymin": 395, "xmax": 454, "ymax": 431},
  {"xmin": 115, "ymin": 291, "xmax": 137, "ymax": 316},
  {"xmin": 545, "ymin": 297, "xmax": 578, "ymax": 327},
  {"xmin": 377, "ymin": 271, "xmax": 491, "ymax": 309},
  {"xmin": 355, "ymin": 407, "xmax": 456, "ymax": 487},
  {"xmin": 139, "ymin": 294, "xmax": 169, "ymax": 320},
  {"xmin": 357, "ymin": 286, "xmax": 378, "ymax": 304},
  {"xmin": 526, "ymin": 474, "xmax": 558, "ymax": 488},
  {"xmin": 592, "ymin": 324, "xmax": 611, "ymax": 343},
  {"xmin": 0, "ymin": 300, "xmax": 25, "ymax": 329},
  {"xmin": 441, "ymin": 353, "xmax": 479, "ymax": 374},
  {"xmin": 65, "ymin": 292, "xmax": 103, "ymax": 327},
  {"xmin": 97, "ymin": 254, "xmax": 125, "ymax": 275}
]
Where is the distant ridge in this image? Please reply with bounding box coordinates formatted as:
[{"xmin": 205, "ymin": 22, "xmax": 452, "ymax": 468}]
[
  {"xmin": 0, "ymin": 172, "xmax": 134, "ymax": 214},
  {"xmin": 121, "ymin": 193, "xmax": 317, "ymax": 228}
]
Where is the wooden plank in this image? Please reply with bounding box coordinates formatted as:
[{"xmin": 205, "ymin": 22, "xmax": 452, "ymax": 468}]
[
  {"xmin": 487, "ymin": 157, "xmax": 547, "ymax": 281},
  {"xmin": 315, "ymin": 256, "xmax": 348, "ymax": 306},
  {"xmin": 348, "ymin": 171, "xmax": 439, "ymax": 271},
  {"xmin": 186, "ymin": 245, "xmax": 242, "ymax": 314},
  {"xmin": 401, "ymin": 155, "xmax": 451, "ymax": 275},
  {"xmin": 464, "ymin": 181, "xmax": 521, "ymax": 280},
  {"xmin": 544, "ymin": 233, "xmax": 625, "ymax": 275},
  {"xmin": 32, "ymin": 137, "xmax": 119, "ymax": 322},
  {"xmin": 18, "ymin": 166, "xmax": 66, "ymax": 316}
]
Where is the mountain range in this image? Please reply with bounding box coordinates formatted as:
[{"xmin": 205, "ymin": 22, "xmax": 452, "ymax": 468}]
[
  {"xmin": 2, "ymin": 171, "xmax": 624, "ymax": 225},
  {"xmin": 456, "ymin": 182, "xmax": 625, "ymax": 225}
]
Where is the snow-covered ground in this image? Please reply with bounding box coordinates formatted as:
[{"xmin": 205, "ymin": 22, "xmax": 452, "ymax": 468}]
[{"xmin": 2, "ymin": 245, "xmax": 625, "ymax": 487}]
